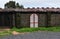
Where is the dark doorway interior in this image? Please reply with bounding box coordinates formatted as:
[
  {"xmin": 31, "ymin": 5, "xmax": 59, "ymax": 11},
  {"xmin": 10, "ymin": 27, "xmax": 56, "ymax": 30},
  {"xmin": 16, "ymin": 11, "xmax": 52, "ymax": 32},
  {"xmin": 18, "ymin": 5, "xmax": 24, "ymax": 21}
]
[{"xmin": 0, "ymin": 13, "xmax": 12, "ymax": 28}]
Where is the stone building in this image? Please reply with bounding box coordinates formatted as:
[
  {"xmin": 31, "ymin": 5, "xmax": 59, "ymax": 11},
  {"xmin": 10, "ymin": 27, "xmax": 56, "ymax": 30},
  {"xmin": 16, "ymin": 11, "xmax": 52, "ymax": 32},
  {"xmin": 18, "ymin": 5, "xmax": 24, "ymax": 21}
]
[{"xmin": 0, "ymin": 7, "xmax": 60, "ymax": 28}]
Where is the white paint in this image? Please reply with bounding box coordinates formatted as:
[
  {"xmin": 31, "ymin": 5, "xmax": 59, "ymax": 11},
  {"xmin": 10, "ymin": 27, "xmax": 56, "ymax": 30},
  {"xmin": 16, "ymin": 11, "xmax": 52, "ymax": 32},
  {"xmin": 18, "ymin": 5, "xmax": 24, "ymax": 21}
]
[
  {"xmin": 35, "ymin": 14, "xmax": 38, "ymax": 28},
  {"xmin": 30, "ymin": 14, "xmax": 34, "ymax": 28},
  {"xmin": 30, "ymin": 14, "xmax": 38, "ymax": 28}
]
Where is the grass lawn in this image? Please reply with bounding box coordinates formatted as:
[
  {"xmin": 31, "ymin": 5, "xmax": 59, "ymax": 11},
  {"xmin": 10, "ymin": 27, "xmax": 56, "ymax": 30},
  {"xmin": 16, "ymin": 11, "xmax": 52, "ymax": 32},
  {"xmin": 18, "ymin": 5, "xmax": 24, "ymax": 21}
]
[
  {"xmin": 11, "ymin": 27, "xmax": 60, "ymax": 32},
  {"xmin": 0, "ymin": 27, "xmax": 60, "ymax": 36}
]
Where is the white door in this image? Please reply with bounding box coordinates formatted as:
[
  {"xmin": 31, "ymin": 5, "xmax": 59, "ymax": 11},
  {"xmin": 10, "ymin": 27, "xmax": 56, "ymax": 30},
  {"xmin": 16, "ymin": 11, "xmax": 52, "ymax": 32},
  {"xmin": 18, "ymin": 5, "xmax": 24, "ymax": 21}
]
[{"xmin": 30, "ymin": 14, "xmax": 38, "ymax": 28}]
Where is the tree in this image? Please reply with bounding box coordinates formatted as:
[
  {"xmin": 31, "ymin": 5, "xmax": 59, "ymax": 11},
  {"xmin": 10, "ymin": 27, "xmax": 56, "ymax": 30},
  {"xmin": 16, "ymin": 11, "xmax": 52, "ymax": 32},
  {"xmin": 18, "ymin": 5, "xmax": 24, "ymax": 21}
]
[
  {"xmin": 5, "ymin": 1, "xmax": 16, "ymax": 8},
  {"xmin": 16, "ymin": 3, "xmax": 24, "ymax": 8},
  {"xmin": 4, "ymin": 1, "xmax": 24, "ymax": 8},
  {"xmin": 16, "ymin": 3, "xmax": 19, "ymax": 7}
]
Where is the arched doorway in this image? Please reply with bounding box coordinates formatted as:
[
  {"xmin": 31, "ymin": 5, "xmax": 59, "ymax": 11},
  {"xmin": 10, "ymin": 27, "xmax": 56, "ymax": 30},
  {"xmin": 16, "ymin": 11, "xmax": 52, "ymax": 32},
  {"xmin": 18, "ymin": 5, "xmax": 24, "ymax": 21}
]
[{"xmin": 30, "ymin": 14, "xmax": 38, "ymax": 28}]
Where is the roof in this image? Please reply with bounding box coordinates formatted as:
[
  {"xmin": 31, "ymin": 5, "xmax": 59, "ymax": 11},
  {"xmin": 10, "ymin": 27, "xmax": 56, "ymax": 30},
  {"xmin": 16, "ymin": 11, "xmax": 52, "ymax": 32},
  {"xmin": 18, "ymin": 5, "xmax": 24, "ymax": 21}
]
[{"xmin": 0, "ymin": 7, "xmax": 60, "ymax": 12}]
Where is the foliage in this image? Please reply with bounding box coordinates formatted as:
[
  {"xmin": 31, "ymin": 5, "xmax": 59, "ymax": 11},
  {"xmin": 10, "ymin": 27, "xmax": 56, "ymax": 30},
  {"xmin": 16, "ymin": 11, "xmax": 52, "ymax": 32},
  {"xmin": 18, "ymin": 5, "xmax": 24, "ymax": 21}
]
[
  {"xmin": 16, "ymin": 3, "xmax": 24, "ymax": 8},
  {"xmin": 0, "ymin": 27, "xmax": 60, "ymax": 36},
  {"xmin": 11, "ymin": 27, "xmax": 60, "ymax": 32},
  {"xmin": 0, "ymin": 30, "xmax": 12, "ymax": 36},
  {"xmin": 4, "ymin": 1, "xmax": 24, "ymax": 8}
]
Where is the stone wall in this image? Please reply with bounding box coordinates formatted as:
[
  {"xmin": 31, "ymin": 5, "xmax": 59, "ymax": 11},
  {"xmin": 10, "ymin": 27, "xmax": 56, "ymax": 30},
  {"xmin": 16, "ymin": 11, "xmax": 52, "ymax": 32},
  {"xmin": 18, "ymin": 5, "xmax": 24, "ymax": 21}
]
[
  {"xmin": 16, "ymin": 13, "xmax": 30, "ymax": 28},
  {"xmin": 16, "ymin": 12, "xmax": 60, "ymax": 28},
  {"xmin": 38, "ymin": 14, "xmax": 46, "ymax": 27},
  {"xmin": 16, "ymin": 13, "xmax": 47, "ymax": 28},
  {"xmin": 51, "ymin": 14, "xmax": 60, "ymax": 26}
]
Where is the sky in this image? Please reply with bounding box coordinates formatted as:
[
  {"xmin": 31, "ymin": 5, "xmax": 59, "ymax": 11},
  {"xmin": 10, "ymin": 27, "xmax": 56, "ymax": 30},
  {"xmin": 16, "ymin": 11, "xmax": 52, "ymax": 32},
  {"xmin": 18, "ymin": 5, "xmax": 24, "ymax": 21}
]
[{"xmin": 0, "ymin": 0, "xmax": 60, "ymax": 8}]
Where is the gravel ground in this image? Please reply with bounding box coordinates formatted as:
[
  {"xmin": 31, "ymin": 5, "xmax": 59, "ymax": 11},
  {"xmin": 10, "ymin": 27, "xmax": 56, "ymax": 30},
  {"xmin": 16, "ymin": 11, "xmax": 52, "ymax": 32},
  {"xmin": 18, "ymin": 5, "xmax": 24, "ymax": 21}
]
[{"xmin": 0, "ymin": 31, "xmax": 60, "ymax": 39}]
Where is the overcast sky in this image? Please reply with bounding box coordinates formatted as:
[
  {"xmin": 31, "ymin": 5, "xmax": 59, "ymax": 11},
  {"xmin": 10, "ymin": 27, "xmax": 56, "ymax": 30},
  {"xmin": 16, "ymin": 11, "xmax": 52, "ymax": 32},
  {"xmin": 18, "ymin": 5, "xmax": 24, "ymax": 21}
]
[{"xmin": 0, "ymin": 0, "xmax": 60, "ymax": 8}]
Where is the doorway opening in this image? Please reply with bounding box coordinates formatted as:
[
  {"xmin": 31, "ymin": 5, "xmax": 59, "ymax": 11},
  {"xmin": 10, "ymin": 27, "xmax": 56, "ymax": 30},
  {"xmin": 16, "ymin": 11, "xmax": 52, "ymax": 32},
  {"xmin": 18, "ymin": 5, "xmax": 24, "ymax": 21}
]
[{"xmin": 30, "ymin": 14, "xmax": 38, "ymax": 28}]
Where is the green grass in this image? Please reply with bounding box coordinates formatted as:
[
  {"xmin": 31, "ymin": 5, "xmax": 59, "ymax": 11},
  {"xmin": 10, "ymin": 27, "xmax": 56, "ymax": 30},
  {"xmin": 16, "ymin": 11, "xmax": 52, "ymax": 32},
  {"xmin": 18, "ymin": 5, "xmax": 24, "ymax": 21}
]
[
  {"xmin": 0, "ymin": 27, "xmax": 60, "ymax": 36},
  {"xmin": 0, "ymin": 30, "xmax": 12, "ymax": 36},
  {"xmin": 11, "ymin": 27, "xmax": 60, "ymax": 32}
]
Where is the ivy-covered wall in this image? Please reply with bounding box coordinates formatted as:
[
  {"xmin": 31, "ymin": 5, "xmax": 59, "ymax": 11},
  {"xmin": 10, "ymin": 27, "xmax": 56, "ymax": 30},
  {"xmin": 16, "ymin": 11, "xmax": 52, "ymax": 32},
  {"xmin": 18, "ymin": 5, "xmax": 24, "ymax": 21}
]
[
  {"xmin": 1, "ymin": 12, "xmax": 60, "ymax": 28},
  {"xmin": 15, "ymin": 12, "xmax": 60, "ymax": 28},
  {"xmin": 16, "ymin": 13, "xmax": 47, "ymax": 28},
  {"xmin": 51, "ymin": 14, "xmax": 60, "ymax": 26},
  {"xmin": 38, "ymin": 14, "xmax": 46, "ymax": 26},
  {"xmin": 16, "ymin": 13, "xmax": 30, "ymax": 28}
]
